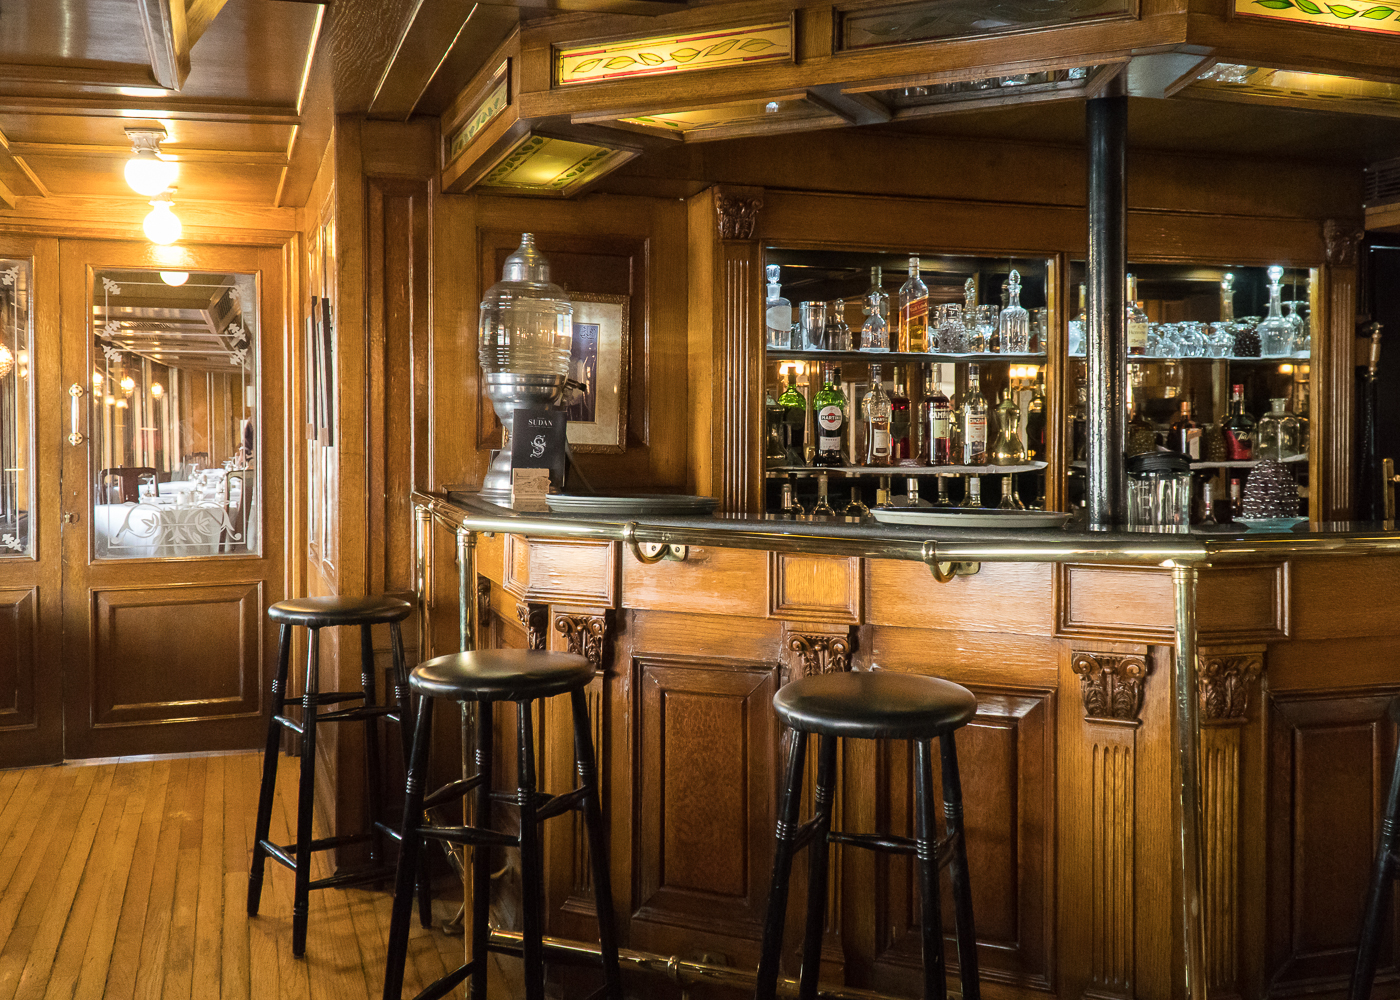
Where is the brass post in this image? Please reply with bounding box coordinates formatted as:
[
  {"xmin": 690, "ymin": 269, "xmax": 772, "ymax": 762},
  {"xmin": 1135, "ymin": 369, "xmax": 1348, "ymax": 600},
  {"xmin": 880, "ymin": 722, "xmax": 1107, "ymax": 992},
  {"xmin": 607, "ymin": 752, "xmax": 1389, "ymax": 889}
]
[{"xmin": 1173, "ymin": 562, "xmax": 1207, "ymax": 999}]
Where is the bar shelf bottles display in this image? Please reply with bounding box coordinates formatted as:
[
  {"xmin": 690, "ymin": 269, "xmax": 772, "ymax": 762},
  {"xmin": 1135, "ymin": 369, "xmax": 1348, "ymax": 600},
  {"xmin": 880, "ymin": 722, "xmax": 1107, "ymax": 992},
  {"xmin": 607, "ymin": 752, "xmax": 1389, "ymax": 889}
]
[{"xmin": 762, "ymin": 247, "xmax": 1053, "ymax": 515}]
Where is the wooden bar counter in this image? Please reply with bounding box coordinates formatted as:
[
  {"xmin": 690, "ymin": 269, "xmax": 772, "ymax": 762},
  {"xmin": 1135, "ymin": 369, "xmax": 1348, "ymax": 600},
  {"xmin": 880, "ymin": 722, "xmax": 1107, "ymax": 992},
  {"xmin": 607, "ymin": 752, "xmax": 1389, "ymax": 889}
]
[{"xmin": 414, "ymin": 492, "xmax": 1400, "ymax": 1000}]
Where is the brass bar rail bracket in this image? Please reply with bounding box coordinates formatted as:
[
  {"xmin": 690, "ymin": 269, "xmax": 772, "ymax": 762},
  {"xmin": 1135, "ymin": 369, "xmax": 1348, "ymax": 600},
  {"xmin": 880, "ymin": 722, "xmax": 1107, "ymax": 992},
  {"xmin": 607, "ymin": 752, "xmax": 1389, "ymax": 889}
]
[
  {"xmin": 920, "ymin": 540, "xmax": 979, "ymax": 583},
  {"xmin": 622, "ymin": 521, "xmax": 688, "ymax": 564}
]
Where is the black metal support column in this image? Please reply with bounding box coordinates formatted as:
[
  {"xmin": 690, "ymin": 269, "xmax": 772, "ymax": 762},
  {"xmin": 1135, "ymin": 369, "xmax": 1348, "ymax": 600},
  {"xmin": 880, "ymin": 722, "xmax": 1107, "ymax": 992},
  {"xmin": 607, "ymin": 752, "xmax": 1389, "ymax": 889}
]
[{"xmin": 1086, "ymin": 93, "xmax": 1128, "ymax": 529}]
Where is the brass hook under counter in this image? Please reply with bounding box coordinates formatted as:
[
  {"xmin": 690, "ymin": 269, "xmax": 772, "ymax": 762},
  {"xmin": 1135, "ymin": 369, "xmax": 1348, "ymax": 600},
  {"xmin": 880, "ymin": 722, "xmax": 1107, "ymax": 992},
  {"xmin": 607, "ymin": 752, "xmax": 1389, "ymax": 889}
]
[
  {"xmin": 622, "ymin": 521, "xmax": 689, "ymax": 564},
  {"xmin": 920, "ymin": 540, "xmax": 979, "ymax": 583}
]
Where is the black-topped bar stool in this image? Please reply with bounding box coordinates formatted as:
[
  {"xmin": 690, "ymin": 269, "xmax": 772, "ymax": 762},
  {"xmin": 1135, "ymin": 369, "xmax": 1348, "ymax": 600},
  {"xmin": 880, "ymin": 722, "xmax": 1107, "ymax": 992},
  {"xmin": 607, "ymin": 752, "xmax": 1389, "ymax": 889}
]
[
  {"xmin": 1351, "ymin": 698, "xmax": 1400, "ymax": 998},
  {"xmin": 382, "ymin": 648, "xmax": 622, "ymax": 1000},
  {"xmin": 755, "ymin": 671, "xmax": 980, "ymax": 1000},
  {"xmin": 248, "ymin": 595, "xmax": 415, "ymax": 956}
]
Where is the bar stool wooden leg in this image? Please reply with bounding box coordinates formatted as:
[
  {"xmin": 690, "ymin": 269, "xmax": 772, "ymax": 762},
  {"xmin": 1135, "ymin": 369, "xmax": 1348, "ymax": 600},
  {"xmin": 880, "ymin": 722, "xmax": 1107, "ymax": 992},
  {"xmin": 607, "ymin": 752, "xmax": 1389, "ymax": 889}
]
[
  {"xmin": 360, "ymin": 622, "xmax": 385, "ymax": 867},
  {"xmin": 292, "ymin": 626, "xmax": 321, "ymax": 957},
  {"xmin": 516, "ymin": 699, "xmax": 546, "ymax": 1000},
  {"xmin": 248, "ymin": 621, "xmax": 293, "ymax": 917},
  {"xmin": 569, "ymin": 687, "xmax": 623, "ymax": 999},
  {"xmin": 939, "ymin": 733, "xmax": 980, "ymax": 999},
  {"xmin": 798, "ymin": 735, "xmax": 838, "ymax": 1000},
  {"xmin": 755, "ymin": 728, "xmax": 810, "ymax": 1000},
  {"xmin": 416, "ymin": 701, "xmax": 435, "ymax": 930},
  {"xmin": 1351, "ymin": 738, "xmax": 1400, "ymax": 1000},
  {"xmin": 470, "ymin": 700, "xmax": 494, "ymax": 1000},
  {"xmin": 914, "ymin": 739, "xmax": 948, "ymax": 1000},
  {"xmin": 383, "ymin": 695, "xmax": 434, "ymax": 1000},
  {"xmin": 390, "ymin": 622, "xmax": 413, "ymax": 779}
]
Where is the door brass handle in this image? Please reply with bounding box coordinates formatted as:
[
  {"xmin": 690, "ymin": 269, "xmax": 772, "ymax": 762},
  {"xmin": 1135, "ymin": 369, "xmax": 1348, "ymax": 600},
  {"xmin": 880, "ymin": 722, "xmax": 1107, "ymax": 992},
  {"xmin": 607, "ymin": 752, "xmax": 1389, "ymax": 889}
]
[
  {"xmin": 62, "ymin": 512, "xmax": 78, "ymax": 525},
  {"xmin": 68, "ymin": 383, "xmax": 84, "ymax": 445}
]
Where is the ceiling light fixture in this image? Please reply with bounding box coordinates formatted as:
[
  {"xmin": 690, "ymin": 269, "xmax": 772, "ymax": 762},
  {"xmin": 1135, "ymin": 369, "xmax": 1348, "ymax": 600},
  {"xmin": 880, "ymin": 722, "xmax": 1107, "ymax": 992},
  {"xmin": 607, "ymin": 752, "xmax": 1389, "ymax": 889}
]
[
  {"xmin": 124, "ymin": 128, "xmax": 178, "ymax": 197},
  {"xmin": 150, "ymin": 382, "xmax": 164, "ymax": 397},
  {"xmin": 0, "ymin": 344, "xmax": 11, "ymax": 378},
  {"xmin": 160, "ymin": 270, "xmax": 189, "ymax": 286},
  {"xmin": 144, "ymin": 190, "xmax": 182, "ymax": 245},
  {"xmin": 120, "ymin": 375, "xmax": 136, "ymax": 395}
]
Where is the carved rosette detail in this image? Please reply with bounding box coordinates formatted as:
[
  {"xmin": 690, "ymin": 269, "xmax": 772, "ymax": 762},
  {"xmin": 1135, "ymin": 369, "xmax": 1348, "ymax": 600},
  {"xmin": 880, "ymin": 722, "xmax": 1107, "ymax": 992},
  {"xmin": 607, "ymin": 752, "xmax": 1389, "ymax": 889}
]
[
  {"xmin": 1324, "ymin": 218, "xmax": 1364, "ymax": 266},
  {"xmin": 1198, "ymin": 653, "xmax": 1263, "ymax": 722},
  {"xmin": 554, "ymin": 611, "xmax": 613, "ymax": 669},
  {"xmin": 1071, "ymin": 651, "xmax": 1150, "ymax": 722},
  {"xmin": 787, "ymin": 633, "xmax": 854, "ymax": 677},
  {"xmin": 515, "ymin": 602, "xmax": 548, "ymax": 651},
  {"xmin": 716, "ymin": 194, "xmax": 762, "ymax": 240}
]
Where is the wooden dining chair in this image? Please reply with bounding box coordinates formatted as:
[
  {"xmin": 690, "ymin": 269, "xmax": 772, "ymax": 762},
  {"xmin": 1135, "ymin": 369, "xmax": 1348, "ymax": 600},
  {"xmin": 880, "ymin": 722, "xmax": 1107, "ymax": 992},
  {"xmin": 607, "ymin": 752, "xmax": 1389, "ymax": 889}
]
[{"xmin": 99, "ymin": 467, "xmax": 157, "ymax": 504}]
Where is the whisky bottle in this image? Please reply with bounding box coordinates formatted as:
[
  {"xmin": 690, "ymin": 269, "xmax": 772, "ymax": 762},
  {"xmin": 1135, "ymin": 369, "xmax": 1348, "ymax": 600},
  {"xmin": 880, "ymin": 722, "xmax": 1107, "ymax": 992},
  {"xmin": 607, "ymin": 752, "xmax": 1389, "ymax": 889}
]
[
  {"xmin": 778, "ymin": 481, "xmax": 804, "ymax": 520},
  {"xmin": 934, "ymin": 475, "xmax": 954, "ymax": 507},
  {"xmin": 777, "ymin": 371, "xmax": 808, "ymax": 465},
  {"xmin": 1126, "ymin": 274, "xmax": 1148, "ymax": 357},
  {"xmin": 1167, "ymin": 400, "xmax": 1201, "ymax": 460},
  {"xmin": 899, "ymin": 257, "xmax": 929, "ymax": 353},
  {"xmin": 922, "ymin": 364, "xmax": 952, "ymax": 465},
  {"xmin": 960, "ymin": 363, "xmax": 989, "ymax": 465},
  {"xmin": 1222, "ymin": 384, "xmax": 1255, "ymax": 460},
  {"xmin": 811, "ymin": 474, "xmax": 836, "ymax": 520},
  {"xmin": 843, "ymin": 487, "xmax": 869, "ymax": 522},
  {"xmin": 889, "ymin": 366, "xmax": 911, "ymax": 462},
  {"xmin": 863, "ymin": 364, "xmax": 894, "ymax": 467},
  {"xmin": 813, "ymin": 366, "xmax": 847, "ymax": 467},
  {"xmin": 960, "ymin": 475, "xmax": 983, "ymax": 508},
  {"xmin": 890, "ymin": 477, "xmax": 933, "ymax": 508}
]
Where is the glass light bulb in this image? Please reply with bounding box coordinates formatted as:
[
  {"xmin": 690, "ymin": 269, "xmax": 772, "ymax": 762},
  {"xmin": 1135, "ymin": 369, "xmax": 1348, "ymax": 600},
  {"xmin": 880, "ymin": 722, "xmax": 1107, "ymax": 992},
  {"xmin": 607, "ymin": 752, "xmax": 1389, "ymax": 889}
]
[
  {"xmin": 159, "ymin": 270, "xmax": 189, "ymax": 286},
  {"xmin": 120, "ymin": 375, "xmax": 135, "ymax": 394},
  {"xmin": 92, "ymin": 371, "xmax": 103, "ymax": 387},
  {"xmin": 125, "ymin": 151, "xmax": 177, "ymax": 197},
  {"xmin": 143, "ymin": 200, "xmax": 182, "ymax": 245},
  {"xmin": 0, "ymin": 344, "xmax": 11, "ymax": 378},
  {"xmin": 150, "ymin": 382, "xmax": 164, "ymax": 397}
]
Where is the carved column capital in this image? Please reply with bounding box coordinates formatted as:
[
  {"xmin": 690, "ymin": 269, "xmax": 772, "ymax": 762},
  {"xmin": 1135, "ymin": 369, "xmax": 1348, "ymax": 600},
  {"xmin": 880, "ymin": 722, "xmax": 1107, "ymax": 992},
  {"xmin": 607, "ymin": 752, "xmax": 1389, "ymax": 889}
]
[
  {"xmin": 515, "ymin": 602, "xmax": 548, "ymax": 651},
  {"xmin": 1071, "ymin": 651, "xmax": 1150, "ymax": 723},
  {"xmin": 1324, "ymin": 219, "xmax": 1364, "ymax": 266},
  {"xmin": 786, "ymin": 631, "xmax": 855, "ymax": 677},
  {"xmin": 716, "ymin": 192, "xmax": 763, "ymax": 240},
  {"xmin": 554, "ymin": 610, "xmax": 614, "ymax": 669},
  {"xmin": 1198, "ymin": 651, "xmax": 1263, "ymax": 723}
]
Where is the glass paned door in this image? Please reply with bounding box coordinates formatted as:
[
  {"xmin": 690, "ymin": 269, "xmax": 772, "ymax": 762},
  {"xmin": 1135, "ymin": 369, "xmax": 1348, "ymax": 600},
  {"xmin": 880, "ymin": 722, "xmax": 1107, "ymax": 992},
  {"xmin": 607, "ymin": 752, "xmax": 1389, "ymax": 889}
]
[
  {"xmin": 0, "ymin": 259, "xmax": 33, "ymax": 556},
  {"xmin": 89, "ymin": 269, "xmax": 260, "ymax": 559}
]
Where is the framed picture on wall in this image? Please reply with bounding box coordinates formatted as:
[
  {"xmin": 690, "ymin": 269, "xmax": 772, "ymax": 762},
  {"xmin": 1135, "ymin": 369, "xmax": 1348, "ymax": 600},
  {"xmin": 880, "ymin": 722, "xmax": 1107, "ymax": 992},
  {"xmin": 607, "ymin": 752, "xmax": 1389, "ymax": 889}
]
[{"xmin": 563, "ymin": 292, "xmax": 628, "ymax": 454}]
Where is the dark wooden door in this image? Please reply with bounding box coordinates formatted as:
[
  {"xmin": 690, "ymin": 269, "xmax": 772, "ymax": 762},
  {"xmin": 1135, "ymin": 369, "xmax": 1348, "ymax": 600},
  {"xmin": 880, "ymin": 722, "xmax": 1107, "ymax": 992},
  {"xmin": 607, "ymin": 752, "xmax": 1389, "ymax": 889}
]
[{"xmin": 59, "ymin": 240, "xmax": 285, "ymax": 758}]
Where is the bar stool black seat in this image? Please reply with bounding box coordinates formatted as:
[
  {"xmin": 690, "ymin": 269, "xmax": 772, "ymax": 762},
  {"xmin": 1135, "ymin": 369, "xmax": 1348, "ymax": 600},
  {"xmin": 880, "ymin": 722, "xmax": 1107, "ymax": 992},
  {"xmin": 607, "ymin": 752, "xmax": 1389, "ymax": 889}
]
[
  {"xmin": 248, "ymin": 594, "xmax": 415, "ymax": 957},
  {"xmin": 1351, "ymin": 698, "xmax": 1400, "ymax": 999},
  {"xmin": 382, "ymin": 648, "xmax": 621, "ymax": 1000},
  {"xmin": 755, "ymin": 671, "xmax": 981, "ymax": 1000}
]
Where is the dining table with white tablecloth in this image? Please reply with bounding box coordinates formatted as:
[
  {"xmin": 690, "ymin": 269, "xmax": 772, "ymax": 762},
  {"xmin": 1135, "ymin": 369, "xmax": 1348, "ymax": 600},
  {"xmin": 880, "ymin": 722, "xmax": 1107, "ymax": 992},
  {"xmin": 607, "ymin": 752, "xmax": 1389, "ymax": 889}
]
[{"xmin": 93, "ymin": 494, "xmax": 244, "ymax": 558}]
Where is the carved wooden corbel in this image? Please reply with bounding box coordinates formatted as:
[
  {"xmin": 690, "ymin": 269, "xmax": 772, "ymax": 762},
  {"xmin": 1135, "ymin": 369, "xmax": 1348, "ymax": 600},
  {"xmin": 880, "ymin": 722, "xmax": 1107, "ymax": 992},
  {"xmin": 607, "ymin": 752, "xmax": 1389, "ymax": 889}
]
[
  {"xmin": 477, "ymin": 578, "xmax": 492, "ymax": 629},
  {"xmin": 787, "ymin": 631, "xmax": 855, "ymax": 677},
  {"xmin": 716, "ymin": 192, "xmax": 762, "ymax": 240},
  {"xmin": 1071, "ymin": 651, "xmax": 1150, "ymax": 723},
  {"xmin": 554, "ymin": 610, "xmax": 614, "ymax": 669},
  {"xmin": 1324, "ymin": 219, "xmax": 1364, "ymax": 266},
  {"xmin": 1198, "ymin": 650, "xmax": 1263, "ymax": 723},
  {"xmin": 515, "ymin": 602, "xmax": 548, "ymax": 651}
]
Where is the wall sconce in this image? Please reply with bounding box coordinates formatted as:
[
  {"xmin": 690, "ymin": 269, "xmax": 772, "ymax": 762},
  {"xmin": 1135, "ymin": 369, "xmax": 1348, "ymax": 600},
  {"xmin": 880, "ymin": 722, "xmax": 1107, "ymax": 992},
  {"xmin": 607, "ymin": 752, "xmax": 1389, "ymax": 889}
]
[
  {"xmin": 144, "ymin": 190, "xmax": 182, "ymax": 246},
  {"xmin": 124, "ymin": 128, "xmax": 178, "ymax": 197},
  {"xmin": 104, "ymin": 394, "xmax": 116, "ymax": 406},
  {"xmin": 120, "ymin": 375, "xmax": 136, "ymax": 395},
  {"xmin": 159, "ymin": 271, "xmax": 188, "ymax": 286},
  {"xmin": 92, "ymin": 371, "xmax": 104, "ymax": 389},
  {"xmin": 150, "ymin": 382, "xmax": 164, "ymax": 397},
  {"xmin": 0, "ymin": 344, "xmax": 11, "ymax": 378}
]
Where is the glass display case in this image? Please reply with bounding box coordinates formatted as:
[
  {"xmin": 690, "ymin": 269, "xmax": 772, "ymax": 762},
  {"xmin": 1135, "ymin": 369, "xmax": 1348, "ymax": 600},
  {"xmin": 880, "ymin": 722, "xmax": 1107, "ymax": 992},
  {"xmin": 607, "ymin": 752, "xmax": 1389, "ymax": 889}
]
[{"xmin": 761, "ymin": 248, "xmax": 1055, "ymax": 517}]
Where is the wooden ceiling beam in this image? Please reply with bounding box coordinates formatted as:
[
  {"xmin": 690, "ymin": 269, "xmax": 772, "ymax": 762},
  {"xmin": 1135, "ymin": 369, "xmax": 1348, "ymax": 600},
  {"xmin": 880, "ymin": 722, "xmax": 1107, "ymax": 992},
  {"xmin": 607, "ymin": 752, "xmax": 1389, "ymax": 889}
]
[
  {"xmin": 186, "ymin": 0, "xmax": 234, "ymax": 50},
  {"xmin": 0, "ymin": 96, "xmax": 301, "ymax": 125},
  {"xmin": 136, "ymin": 0, "xmax": 191, "ymax": 92},
  {"xmin": 8, "ymin": 142, "xmax": 288, "ymax": 167},
  {"xmin": 368, "ymin": 0, "xmax": 480, "ymax": 121},
  {"xmin": 0, "ymin": 63, "xmax": 158, "ymax": 89}
]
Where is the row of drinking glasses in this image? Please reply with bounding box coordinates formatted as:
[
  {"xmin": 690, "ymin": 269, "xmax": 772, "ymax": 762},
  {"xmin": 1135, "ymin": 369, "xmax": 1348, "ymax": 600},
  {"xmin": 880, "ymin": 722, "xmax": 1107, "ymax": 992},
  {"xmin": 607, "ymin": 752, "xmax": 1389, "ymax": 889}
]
[
  {"xmin": 1068, "ymin": 308, "xmax": 1311, "ymax": 359},
  {"xmin": 788, "ymin": 302, "xmax": 1049, "ymax": 354}
]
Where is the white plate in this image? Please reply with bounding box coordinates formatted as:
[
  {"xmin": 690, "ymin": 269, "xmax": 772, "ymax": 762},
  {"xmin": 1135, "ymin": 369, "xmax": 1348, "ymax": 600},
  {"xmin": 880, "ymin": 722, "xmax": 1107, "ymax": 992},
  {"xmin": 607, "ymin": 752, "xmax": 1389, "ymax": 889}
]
[
  {"xmin": 546, "ymin": 494, "xmax": 718, "ymax": 516},
  {"xmin": 870, "ymin": 507, "xmax": 1071, "ymax": 528}
]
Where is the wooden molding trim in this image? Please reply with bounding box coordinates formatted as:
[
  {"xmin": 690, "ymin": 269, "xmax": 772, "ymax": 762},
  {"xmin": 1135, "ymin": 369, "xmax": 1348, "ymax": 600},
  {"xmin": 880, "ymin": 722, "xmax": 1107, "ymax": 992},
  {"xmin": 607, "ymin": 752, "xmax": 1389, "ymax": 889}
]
[
  {"xmin": 784, "ymin": 627, "xmax": 856, "ymax": 678},
  {"xmin": 516, "ymin": 601, "xmax": 548, "ymax": 650},
  {"xmin": 554, "ymin": 609, "xmax": 615, "ymax": 669},
  {"xmin": 1323, "ymin": 218, "xmax": 1365, "ymax": 266},
  {"xmin": 1070, "ymin": 649, "xmax": 1150, "ymax": 724},
  {"xmin": 716, "ymin": 192, "xmax": 762, "ymax": 240},
  {"xmin": 1198, "ymin": 647, "xmax": 1264, "ymax": 724}
]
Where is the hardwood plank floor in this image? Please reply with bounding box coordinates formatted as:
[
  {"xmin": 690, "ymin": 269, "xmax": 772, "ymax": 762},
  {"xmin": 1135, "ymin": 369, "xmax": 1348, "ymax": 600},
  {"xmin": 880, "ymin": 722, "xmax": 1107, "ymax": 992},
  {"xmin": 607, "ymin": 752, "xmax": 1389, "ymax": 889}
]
[{"xmin": 0, "ymin": 753, "xmax": 469, "ymax": 999}]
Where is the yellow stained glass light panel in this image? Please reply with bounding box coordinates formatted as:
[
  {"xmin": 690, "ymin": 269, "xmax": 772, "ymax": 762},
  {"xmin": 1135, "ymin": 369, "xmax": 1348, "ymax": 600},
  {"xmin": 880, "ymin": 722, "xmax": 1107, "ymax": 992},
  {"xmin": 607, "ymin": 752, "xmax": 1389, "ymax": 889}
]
[
  {"xmin": 556, "ymin": 22, "xmax": 790, "ymax": 86},
  {"xmin": 1192, "ymin": 62, "xmax": 1400, "ymax": 115},
  {"xmin": 448, "ymin": 76, "xmax": 509, "ymax": 164},
  {"xmin": 478, "ymin": 136, "xmax": 631, "ymax": 193},
  {"xmin": 1235, "ymin": 0, "xmax": 1400, "ymax": 34}
]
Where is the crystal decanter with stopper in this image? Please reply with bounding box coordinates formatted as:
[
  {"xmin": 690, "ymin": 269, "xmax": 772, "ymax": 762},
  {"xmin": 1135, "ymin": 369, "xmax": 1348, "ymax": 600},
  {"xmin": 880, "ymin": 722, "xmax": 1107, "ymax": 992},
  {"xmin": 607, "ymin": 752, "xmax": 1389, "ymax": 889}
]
[
  {"xmin": 765, "ymin": 265, "xmax": 792, "ymax": 349},
  {"xmin": 1257, "ymin": 266, "xmax": 1293, "ymax": 357},
  {"xmin": 999, "ymin": 270, "xmax": 1030, "ymax": 353},
  {"xmin": 961, "ymin": 278, "xmax": 980, "ymax": 352},
  {"xmin": 861, "ymin": 287, "xmax": 889, "ymax": 352},
  {"xmin": 827, "ymin": 299, "xmax": 851, "ymax": 351}
]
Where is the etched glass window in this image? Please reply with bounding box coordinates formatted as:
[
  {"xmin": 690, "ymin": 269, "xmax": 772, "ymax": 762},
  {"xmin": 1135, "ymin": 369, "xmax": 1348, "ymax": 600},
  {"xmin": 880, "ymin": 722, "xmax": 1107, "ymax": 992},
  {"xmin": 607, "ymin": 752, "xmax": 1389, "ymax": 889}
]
[{"xmin": 0, "ymin": 259, "xmax": 32, "ymax": 557}]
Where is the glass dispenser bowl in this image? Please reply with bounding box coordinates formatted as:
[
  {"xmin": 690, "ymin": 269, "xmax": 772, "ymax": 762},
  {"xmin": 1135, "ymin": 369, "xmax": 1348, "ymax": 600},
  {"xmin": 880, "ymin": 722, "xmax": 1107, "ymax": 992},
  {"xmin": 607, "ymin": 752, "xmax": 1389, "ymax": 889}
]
[
  {"xmin": 477, "ymin": 233, "xmax": 574, "ymax": 500},
  {"xmin": 1126, "ymin": 451, "xmax": 1193, "ymax": 533}
]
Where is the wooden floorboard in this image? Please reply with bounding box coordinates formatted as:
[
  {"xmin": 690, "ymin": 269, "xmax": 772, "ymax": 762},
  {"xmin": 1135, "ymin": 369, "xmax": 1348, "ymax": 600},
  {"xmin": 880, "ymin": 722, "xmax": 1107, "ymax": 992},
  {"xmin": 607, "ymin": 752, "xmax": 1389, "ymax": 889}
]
[{"xmin": 0, "ymin": 753, "xmax": 475, "ymax": 999}]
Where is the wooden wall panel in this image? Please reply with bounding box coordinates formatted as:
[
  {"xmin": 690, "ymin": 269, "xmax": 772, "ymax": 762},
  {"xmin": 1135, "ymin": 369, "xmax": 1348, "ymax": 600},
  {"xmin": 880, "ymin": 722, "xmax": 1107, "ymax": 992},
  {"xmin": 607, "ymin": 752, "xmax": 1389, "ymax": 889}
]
[
  {"xmin": 0, "ymin": 588, "xmax": 37, "ymax": 730},
  {"xmin": 1197, "ymin": 564, "xmax": 1288, "ymax": 642},
  {"xmin": 868, "ymin": 559, "xmax": 1054, "ymax": 635},
  {"xmin": 1059, "ymin": 565, "xmax": 1174, "ymax": 640},
  {"xmin": 1291, "ymin": 555, "xmax": 1400, "ymax": 641},
  {"xmin": 90, "ymin": 582, "xmax": 261, "ymax": 726},
  {"xmin": 622, "ymin": 544, "xmax": 769, "ymax": 618},
  {"xmin": 1265, "ymin": 688, "xmax": 1399, "ymax": 989},
  {"xmin": 768, "ymin": 553, "xmax": 861, "ymax": 623},
  {"xmin": 504, "ymin": 536, "xmax": 617, "ymax": 607}
]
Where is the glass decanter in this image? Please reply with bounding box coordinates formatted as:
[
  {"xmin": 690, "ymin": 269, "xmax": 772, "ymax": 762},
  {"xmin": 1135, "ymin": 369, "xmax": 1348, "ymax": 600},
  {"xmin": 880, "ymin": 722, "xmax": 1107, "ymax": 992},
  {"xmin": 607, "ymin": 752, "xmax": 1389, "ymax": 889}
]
[
  {"xmin": 990, "ymin": 389, "xmax": 1027, "ymax": 465},
  {"xmin": 1257, "ymin": 397, "xmax": 1301, "ymax": 461},
  {"xmin": 1256, "ymin": 265, "xmax": 1293, "ymax": 358},
  {"xmin": 998, "ymin": 270, "xmax": 1030, "ymax": 353},
  {"xmin": 861, "ymin": 290, "xmax": 889, "ymax": 352},
  {"xmin": 936, "ymin": 303, "xmax": 967, "ymax": 354},
  {"xmin": 765, "ymin": 265, "xmax": 793, "ymax": 350},
  {"xmin": 827, "ymin": 299, "xmax": 851, "ymax": 351},
  {"xmin": 961, "ymin": 278, "xmax": 979, "ymax": 351}
]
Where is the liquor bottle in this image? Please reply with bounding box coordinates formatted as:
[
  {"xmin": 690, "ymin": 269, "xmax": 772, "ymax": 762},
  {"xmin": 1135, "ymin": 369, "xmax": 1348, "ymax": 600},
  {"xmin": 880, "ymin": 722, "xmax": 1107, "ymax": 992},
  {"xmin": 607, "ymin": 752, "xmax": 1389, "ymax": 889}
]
[
  {"xmin": 990, "ymin": 389, "xmax": 1027, "ymax": 465},
  {"xmin": 960, "ymin": 475, "xmax": 983, "ymax": 508},
  {"xmin": 863, "ymin": 364, "xmax": 894, "ymax": 467},
  {"xmin": 1222, "ymin": 384, "xmax": 1255, "ymax": 460},
  {"xmin": 842, "ymin": 487, "xmax": 869, "ymax": 521},
  {"xmin": 891, "ymin": 477, "xmax": 933, "ymax": 507},
  {"xmin": 860, "ymin": 287, "xmax": 889, "ymax": 353},
  {"xmin": 765, "ymin": 265, "xmax": 792, "ymax": 350},
  {"xmin": 813, "ymin": 366, "xmax": 848, "ymax": 467},
  {"xmin": 1072, "ymin": 384, "xmax": 1088, "ymax": 462},
  {"xmin": 1229, "ymin": 476, "xmax": 1244, "ymax": 518},
  {"xmin": 778, "ymin": 481, "xmax": 804, "ymax": 520},
  {"xmin": 889, "ymin": 366, "xmax": 911, "ymax": 461},
  {"xmin": 811, "ymin": 473, "xmax": 835, "ymax": 520},
  {"xmin": 933, "ymin": 476, "xmax": 954, "ymax": 507},
  {"xmin": 960, "ymin": 363, "xmax": 989, "ymax": 465},
  {"xmin": 1126, "ymin": 274, "xmax": 1148, "ymax": 357},
  {"xmin": 1127, "ymin": 400, "xmax": 1157, "ymax": 457},
  {"xmin": 862, "ymin": 266, "xmax": 889, "ymax": 351},
  {"xmin": 998, "ymin": 270, "xmax": 1030, "ymax": 353},
  {"xmin": 1256, "ymin": 397, "xmax": 1301, "ymax": 461},
  {"xmin": 1220, "ymin": 272, "xmax": 1236, "ymax": 322},
  {"xmin": 1025, "ymin": 371, "xmax": 1047, "ymax": 461},
  {"xmin": 1256, "ymin": 265, "xmax": 1292, "ymax": 357},
  {"xmin": 1167, "ymin": 400, "xmax": 1202, "ymax": 460},
  {"xmin": 777, "ymin": 372, "xmax": 808, "ymax": 465},
  {"xmin": 922, "ymin": 364, "xmax": 952, "ymax": 465},
  {"xmin": 899, "ymin": 257, "xmax": 929, "ymax": 353},
  {"xmin": 764, "ymin": 385, "xmax": 786, "ymax": 466},
  {"xmin": 875, "ymin": 475, "xmax": 893, "ymax": 508},
  {"xmin": 827, "ymin": 299, "xmax": 851, "ymax": 351},
  {"xmin": 961, "ymin": 278, "xmax": 979, "ymax": 352}
]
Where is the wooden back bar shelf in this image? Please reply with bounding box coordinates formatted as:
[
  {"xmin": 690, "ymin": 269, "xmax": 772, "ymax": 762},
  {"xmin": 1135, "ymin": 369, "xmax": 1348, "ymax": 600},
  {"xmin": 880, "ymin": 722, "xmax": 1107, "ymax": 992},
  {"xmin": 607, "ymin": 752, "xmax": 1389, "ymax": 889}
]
[{"xmin": 415, "ymin": 492, "xmax": 1400, "ymax": 1000}]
